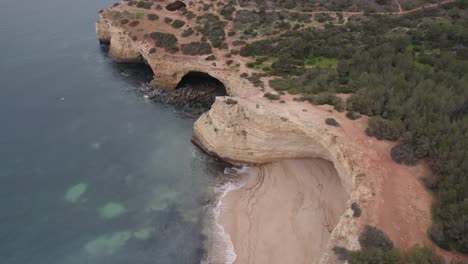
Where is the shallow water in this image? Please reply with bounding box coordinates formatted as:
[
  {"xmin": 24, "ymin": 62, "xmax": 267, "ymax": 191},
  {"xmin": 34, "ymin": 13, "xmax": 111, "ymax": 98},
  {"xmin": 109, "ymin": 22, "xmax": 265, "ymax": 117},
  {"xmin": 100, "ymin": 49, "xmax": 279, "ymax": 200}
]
[{"xmin": 0, "ymin": 1, "xmax": 226, "ymax": 263}]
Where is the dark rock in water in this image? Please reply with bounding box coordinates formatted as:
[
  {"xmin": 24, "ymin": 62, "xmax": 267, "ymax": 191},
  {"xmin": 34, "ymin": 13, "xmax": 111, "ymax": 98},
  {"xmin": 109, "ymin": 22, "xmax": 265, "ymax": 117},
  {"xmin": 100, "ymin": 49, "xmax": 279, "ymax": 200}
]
[
  {"xmin": 166, "ymin": 1, "xmax": 186, "ymax": 11},
  {"xmin": 141, "ymin": 73, "xmax": 226, "ymax": 116}
]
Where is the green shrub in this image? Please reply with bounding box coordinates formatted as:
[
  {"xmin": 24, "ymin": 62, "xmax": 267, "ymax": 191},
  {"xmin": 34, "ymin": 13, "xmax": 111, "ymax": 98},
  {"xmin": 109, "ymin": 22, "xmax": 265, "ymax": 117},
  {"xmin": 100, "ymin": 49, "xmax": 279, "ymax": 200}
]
[
  {"xmin": 401, "ymin": 245, "xmax": 444, "ymax": 264},
  {"xmin": 180, "ymin": 42, "xmax": 212, "ymax": 55},
  {"xmin": 359, "ymin": 225, "xmax": 394, "ymax": 250},
  {"xmin": 149, "ymin": 48, "xmax": 156, "ymax": 54},
  {"xmin": 205, "ymin": 55, "xmax": 216, "ymax": 61},
  {"xmin": 128, "ymin": 20, "xmax": 140, "ymax": 27},
  {"xmin": 332, "ymin": 246, "xmax": 350, "ymax": 261},
  {"xmin": 226, "ymin": 60, "xmax": 234, "ymax": 65},
  {"xmin": 120, "ymin": 19, "xmax": 130, "ymax": 24},
  {"xmin": 147, "ymin": 13, "xmax": 159, "ymax": 21},
  {"xmin": 232, "ymin": 40, "xmax": 246, "ymax": 46},
  {"xmin": 351, "ymin": 202, "xmax": 361, "ymax": 217},
  {"xmin": 390, "ymin": 142, "xmax": 419, "ymax": 165},
  {"xmin": 325, "ymin": 118, "xmax": 340, "ymax": 127},
  {"xmin": 315, "ymin": 13, "xmax": 333, "ymax": 23},
  {"xmin": 171, "ymin": 19, "xmax": 185, "ymax": 28},
  {"xmin": 164, "ymin": 17, "xmax": 173, "ymax": 24},
  {"xmin": 181, "ymin": 27, "xmax": 194, "ymax": 37},
  {"xmin": 366, "ymin": 117, "xmax": 404, "ymax": 141},
  {"xmin": 186, "ymin": 11, "xmax": 196, "ymax": 20},
  {"xmin": 220, "ymin": 5, "xmax": 236, "ymax": 20},
  {"xmin": 136, "ymin": 0, "xmax": 152, "ymax": 9},
  {"xmin": 349, "ymin": 248, "xmax": 401, "ymax": 264},
  {"xmin": 264, "ymin": 92, "xmax": 280, "ymax": 100},
  {"xmin": 149, "ymin": 32, "xmax": 178, "ymax": 51},
  {"xmin": 225, "ymin": 98, "xmax": 238, "ymax": 105}
]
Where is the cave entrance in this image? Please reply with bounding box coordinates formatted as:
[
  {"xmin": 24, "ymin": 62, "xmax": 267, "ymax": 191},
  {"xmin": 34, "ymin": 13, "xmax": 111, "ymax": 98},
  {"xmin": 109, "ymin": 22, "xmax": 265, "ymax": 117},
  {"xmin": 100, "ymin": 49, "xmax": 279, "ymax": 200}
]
[{"xmin": 174, "ymin": 71, "xmax": 227, "ymax": 113}]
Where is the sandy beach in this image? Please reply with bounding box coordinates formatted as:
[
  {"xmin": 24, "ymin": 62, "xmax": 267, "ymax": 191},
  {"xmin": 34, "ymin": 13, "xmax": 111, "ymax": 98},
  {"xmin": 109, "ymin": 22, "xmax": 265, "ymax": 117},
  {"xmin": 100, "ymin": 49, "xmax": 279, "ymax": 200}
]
[{"xmin": 215, "ymin": 158, "xmax": 349, "ymax": 264}]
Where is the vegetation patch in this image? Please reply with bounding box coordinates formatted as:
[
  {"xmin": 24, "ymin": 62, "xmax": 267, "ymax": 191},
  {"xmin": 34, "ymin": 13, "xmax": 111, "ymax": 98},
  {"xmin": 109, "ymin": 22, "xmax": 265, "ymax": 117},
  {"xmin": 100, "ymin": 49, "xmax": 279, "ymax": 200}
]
[
  {"xmin": 195, "ymin": 14, "xmax": 227, "ymax": 48},
  {"xmin": 325, "ymin": 118, "xmax": 340, "ymax": 127},
  {"xmin": 136, "ymin": 0, "xmax": 152, "ymax": 9},
  {"xmin": 365, "ymin": 117, "xmax": 403, "ymax": 141},
  {"xmin": 171, "ymin": 19, "xmax": 185, "ymax": 29},
  {"xmin": 180, "ymin": 42, "xmax": 212, "ymax": 55},
  {"xmin": 181, "ymin": 27, "xmax": 194, "ymax": 37},
  {"xmin": 128, "ymin": 20, "xmax": 140, "ymax": 27},
  {"xmin": 149, "ymin": 32, "xmax": 178, "ymax": 52},
  {"xmin": 264, "ymin": 92, "xmax": 280, "ymax": 100},
  {"xmin": 147, "ymin": 13, "xmax": 159, "ymax": 21}
]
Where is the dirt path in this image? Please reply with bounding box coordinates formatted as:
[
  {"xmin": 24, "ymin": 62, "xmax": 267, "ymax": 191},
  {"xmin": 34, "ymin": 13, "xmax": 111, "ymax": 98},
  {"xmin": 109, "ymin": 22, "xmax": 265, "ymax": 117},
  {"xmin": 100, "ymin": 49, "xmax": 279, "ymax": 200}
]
[
  {"xmin": 394, "ymin": 0, "xmax": 403, "ymax": 13},
  {"xmin": 235, "ymin": 0, "xmax": 455, "ymax": 17}
]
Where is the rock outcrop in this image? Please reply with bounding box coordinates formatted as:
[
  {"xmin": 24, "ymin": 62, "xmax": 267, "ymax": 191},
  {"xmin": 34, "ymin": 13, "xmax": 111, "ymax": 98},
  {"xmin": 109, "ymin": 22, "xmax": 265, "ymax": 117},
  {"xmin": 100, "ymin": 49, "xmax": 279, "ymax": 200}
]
[
  {"xmin": 95, "ymin": 15, "xmax": 256, "ymax": 97},
  {"xmin": 193, "ymin": 97, "xmax": 368, "ymax": 263}
]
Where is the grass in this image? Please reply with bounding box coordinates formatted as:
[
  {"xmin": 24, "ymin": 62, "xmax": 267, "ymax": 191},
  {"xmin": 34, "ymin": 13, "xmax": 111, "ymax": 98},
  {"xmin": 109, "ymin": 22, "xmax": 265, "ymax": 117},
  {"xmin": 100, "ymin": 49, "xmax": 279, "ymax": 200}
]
[{"xmin": 305, "ymin": 57, "xmax": 339, "ymax": 68}]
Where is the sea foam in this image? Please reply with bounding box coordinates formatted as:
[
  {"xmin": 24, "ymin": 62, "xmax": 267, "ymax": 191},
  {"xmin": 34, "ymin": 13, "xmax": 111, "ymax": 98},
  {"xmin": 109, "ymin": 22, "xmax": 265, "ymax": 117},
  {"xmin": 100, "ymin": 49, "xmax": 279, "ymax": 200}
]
[{"xmin": 203, "ymin": 166, "xmax": 250, "ymax": 264}]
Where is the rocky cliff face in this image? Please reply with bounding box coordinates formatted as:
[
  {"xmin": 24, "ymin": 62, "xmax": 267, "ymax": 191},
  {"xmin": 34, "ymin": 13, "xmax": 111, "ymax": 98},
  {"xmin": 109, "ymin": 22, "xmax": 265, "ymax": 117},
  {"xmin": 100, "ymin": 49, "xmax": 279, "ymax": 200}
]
[
  {"xmin": 193, "ymin": 97, "xmax": 372, "ymax": 263},
  {"xmin": 95, "ymin": 15, "xmax": 256, "ymax": 97}
]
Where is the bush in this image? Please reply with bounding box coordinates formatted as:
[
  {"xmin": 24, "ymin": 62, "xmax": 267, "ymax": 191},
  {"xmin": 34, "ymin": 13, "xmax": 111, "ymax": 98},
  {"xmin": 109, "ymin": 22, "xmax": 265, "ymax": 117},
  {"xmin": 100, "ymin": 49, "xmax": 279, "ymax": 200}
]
[
  {"xmin": 205, "ymin": 55, "xmax": 216, "ymax": 61},
  {"xmin": 186, "ymin": 11, "xmax": 196, "ymax": 20},
  {"xmin": 349, "ymin": 247, "xmax": 401, "ymax": 264},
  {"xmin": 149, "ymin": 32, "xmax": 178, "ymax": 50},
  {"xmin": 164, "ymin": 17, "xmax": 173, "ymax": 24},
  {"xmin": 359, "ymin": 225, "xmax": 394, "ymax": 250},
  {"xmin": 390, "ymin": 142, "xmax": 419, "ymax": 165},
  {"xmin": 120, "ymin": 19, "xmax": 130, "ymax": 24},
  {"xmin": 149, "ymin": 48, "xmax": 156, "ymax": 54},
  {"xmin": 402, "ymin": 245, "xmax": 444, "ymax": 264},
  {"xmin": 225, "ymin": 98, "xmax": 238, "ymax": 105},
  {"xmin": 325, "ymin": 118, "xmax": 340, "ymax": 127},
  {"xmin": 351, "ymin": 202, "xmax": 361, "ymax": 217},
  {"xmin": 128, "ymin": 20, "xmax": 140, "ymax": 27},
  {"xmin": 264, "ymin": 92, "xmax": 280, "ymax": 100},
  {"xmin": 233, "ymin": 40, "xmax": 246, "ymax": 46},
  {"xmin": 332, "ymin": 246, "xmax": 350, "ymax": 261},
  {"xmin": 171, "ymin": 19, "xmax": 185, "ymax": 28},
  {"xmin": 181, "ymin": 28, "xmax": 194, "ymax": 37},
  {"xmin": 136, "ymin": 0, "xmax": 152, "ymax": 9},
  {"xmin": 147, "ymin": 13, "xmax": 159, "ymax": 21},
  {"xmin": 181, "ymin": 42, "xmax": 212, "ymax": 55},
  {"xmin": 365, "ymin": 117, "xmax": 404, "ymax": 141},
  {"xmin": 220, "ymin": 5, "xmax": 236, "ymax": 20}
]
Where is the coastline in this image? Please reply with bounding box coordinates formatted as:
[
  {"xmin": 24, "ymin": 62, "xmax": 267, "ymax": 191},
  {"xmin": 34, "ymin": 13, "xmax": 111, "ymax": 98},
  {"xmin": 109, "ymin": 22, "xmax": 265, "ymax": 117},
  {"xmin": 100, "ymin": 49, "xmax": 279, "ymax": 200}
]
[
  {"xmin": 217, "ymin": 159, "xmax": 349, "ymax": 264},
  {"xmin": 95, "ymin": 2, "xmax": 468, "ymax": 262}
]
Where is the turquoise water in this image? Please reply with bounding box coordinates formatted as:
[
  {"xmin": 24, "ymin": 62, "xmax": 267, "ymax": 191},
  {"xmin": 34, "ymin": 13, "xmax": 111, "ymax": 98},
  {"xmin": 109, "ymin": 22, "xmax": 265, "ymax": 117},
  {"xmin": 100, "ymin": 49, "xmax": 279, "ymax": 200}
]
[{"xmin": 0, "ymin": 0, "xmax": 226, "ymax": 263}]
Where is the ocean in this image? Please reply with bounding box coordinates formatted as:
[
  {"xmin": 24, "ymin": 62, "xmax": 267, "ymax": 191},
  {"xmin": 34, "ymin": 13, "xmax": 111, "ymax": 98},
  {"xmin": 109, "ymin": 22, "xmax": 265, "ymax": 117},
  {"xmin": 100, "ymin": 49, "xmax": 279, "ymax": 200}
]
[{"xmin": 0, "ymin": 0, "xmax": 227, "ymax": 263}]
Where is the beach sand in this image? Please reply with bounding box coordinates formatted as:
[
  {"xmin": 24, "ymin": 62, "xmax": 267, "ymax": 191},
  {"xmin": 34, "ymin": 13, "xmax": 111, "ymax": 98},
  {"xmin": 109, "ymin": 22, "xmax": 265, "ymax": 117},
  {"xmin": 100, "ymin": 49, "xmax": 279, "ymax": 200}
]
[{"xmin": 216, "ymin": 158, "xmax": 349, "ymax": 264}]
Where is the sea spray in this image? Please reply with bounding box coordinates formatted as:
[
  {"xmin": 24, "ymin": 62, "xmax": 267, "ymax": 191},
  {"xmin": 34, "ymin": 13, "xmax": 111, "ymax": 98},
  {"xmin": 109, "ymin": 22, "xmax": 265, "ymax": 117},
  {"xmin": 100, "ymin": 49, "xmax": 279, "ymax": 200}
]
[{"xmin": 203, "ymin": 166, "xmax": 251, "ymax": 264}]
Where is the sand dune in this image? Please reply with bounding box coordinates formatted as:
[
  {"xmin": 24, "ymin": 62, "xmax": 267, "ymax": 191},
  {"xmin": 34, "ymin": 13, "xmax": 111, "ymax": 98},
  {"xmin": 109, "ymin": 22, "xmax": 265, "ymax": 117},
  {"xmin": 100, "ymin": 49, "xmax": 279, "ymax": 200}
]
[{"xmin": 217, "ymin": 158, "xmax": 349, "ymax": 264}]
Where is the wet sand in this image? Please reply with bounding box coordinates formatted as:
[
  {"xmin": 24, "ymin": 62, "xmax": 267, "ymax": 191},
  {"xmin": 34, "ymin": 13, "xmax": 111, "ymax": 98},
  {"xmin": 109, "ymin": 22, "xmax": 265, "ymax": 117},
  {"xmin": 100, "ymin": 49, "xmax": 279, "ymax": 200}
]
[{"xmin": 217, "ymin": 158, "xmax": 349, "ymax": 264}]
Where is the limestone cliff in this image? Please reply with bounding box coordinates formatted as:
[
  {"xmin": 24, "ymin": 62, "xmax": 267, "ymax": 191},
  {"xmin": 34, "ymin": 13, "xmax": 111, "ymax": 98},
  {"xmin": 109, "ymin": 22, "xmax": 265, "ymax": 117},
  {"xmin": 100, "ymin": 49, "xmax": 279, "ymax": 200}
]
[
  {"xmin": 95, "ymin": 14, "xmax": 256, "ymax": 97},
  {"xmin": 193, "ymin": 97, "xmax": 367, "ymax": 263}
]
